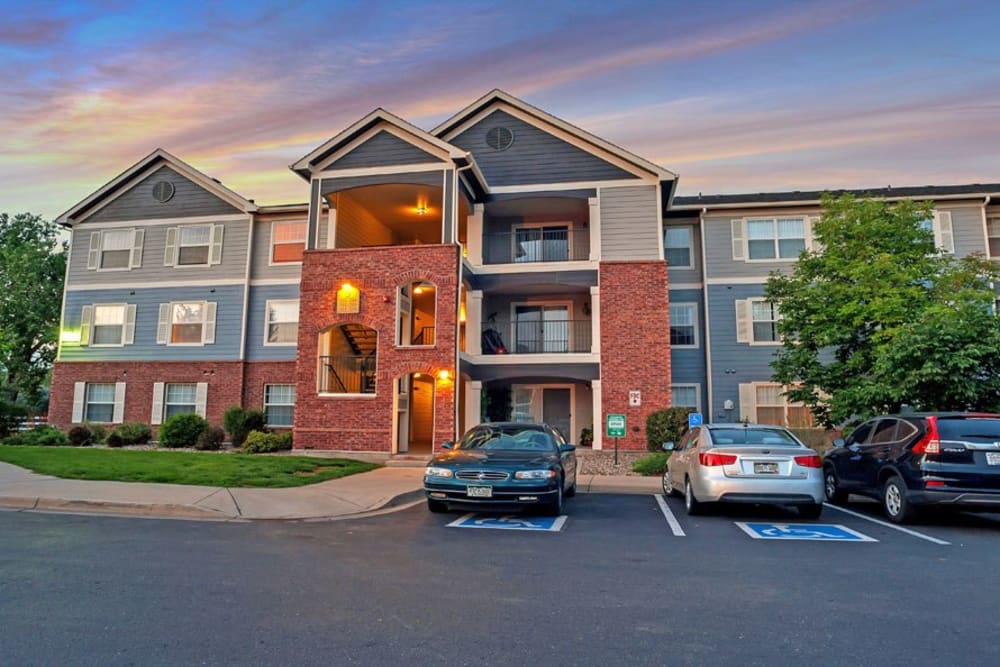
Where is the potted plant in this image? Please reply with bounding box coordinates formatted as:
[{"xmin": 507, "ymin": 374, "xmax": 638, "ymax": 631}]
[{"xmin": 579, "ymin": 426, "xmax": 593, "ymax": 448}]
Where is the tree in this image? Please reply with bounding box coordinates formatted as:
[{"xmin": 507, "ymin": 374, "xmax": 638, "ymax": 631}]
[
  {"xmin": 0, "ymin": 213, "xmax": 67, "ymax": 408},
  {"xmin": 765, "ymin": 194, "xmax": 1000, "ymax": 426}
]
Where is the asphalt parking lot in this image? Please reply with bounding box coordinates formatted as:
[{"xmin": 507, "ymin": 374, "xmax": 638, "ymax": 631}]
[{"xmin": 2, "ymin": 494, "xmax": 1000, "ymax": 666}]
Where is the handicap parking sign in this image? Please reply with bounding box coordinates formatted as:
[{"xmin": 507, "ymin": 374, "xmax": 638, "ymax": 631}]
[
  {"xmin": 688, "ymin": 412, "xmax": 703, "ymax": 428},
  {"xmin": 447, "ymin": 513, "xmax": 567, "ymax": 532},
  {"xmin": 736, "ymin": 522, "xmax": 877, "ymax": 542}
]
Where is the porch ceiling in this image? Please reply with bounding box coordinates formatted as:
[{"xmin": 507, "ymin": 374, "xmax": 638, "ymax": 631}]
[
  {"xmin": 459, "ymin": 362, "xmax": 600, "ymax": 382},
  {"xmin": 332, "ymin": 183, "xmax": 443, "ymax": 242},
  {"xmin": 467, "ymin": 270, "xmax": 597, "ymax": 294}
]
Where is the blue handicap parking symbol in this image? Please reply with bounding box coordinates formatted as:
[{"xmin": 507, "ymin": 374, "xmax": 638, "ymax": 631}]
[
  {"xmin": 736, "ymin": 522, "xmax": 877, "ymax": 542},
  {"xmin": 447, "ymin": 513, "xmax": 567, "ymax": 532},
  {"xmin": 688, "ymin": 412, "xmax": 703, "ymax": 428}
]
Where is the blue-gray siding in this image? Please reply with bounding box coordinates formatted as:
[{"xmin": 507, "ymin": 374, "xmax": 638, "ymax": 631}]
[
  {"xmin": 600, "ymin": 185, "xmax": 660, "ymax": 260},
  {"xmin": 84, "ymin": 165, "xmax": 242, "ymax": 223},
  {"xmin": 669, "ymin": 288, "xmax": 707, "ymax": 410},
  {"xmin": 319, "ymin": 170, "xmax": 443, "ymax": 196},
  {"xmin": 665, "ymin": 217, "xmax": 702, "ymax": 285},
  {"xmin": 246, "ymin": 284, "xmax": 301, "ymax": 362},
  {"xmin": 250, "ymin": 217, "xmax": 306, "ymax": 280},
  {"xmin": 452, "ymin": 110, "xmax": 638, "ymax": 186},
  {"xmin": 60, "ymin": 285, "xmax": 245, "ymax": 361},
  {"xmin": 327, "ymin": 130, "xmax": 443, "ymax": 170}
]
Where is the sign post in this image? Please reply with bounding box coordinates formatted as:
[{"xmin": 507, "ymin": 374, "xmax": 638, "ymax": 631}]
[{"xmin": 606, "ymin": 413, "xmax": 626, "ymax": 465}]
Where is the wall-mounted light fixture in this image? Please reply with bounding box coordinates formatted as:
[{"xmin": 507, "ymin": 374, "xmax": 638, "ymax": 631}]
[
  {"xmin": 437, "ymin": 369, "xmax": 451, "ymax": 381},
  {"xmin": 416, "ymin": 205, "xmax": 428, "ymax": 215}
]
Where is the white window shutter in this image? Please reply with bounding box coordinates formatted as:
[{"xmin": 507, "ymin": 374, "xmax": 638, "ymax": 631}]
[
  {"xmin": 738, "ymin": 384, "xmax": 756, "ymax": 422},
  {"xmin": 72, "ymin": 382, "xmax": 86, "ymax": 423},
  {"xmin": 203, "ymin": 302, "xmax": 217, "ymax": 344},
  {"xmin": 210, "ymin": 224, "xmax": 224, "ymax": 265},
  {"xmin": 731, "ymin": 220, "xmax": 745, "ymax": 260},
  {"xmin": 157, "ymin": 304, "xmax": 171, "ymax": 344},
  {"xmin": 130, "ymin": 229, "xmax": 144, "ymax": 268},
  {"xmin": 934, "ymin": 211, "xmax": 954, "ymax": 255},
  {"xmin": 124, "ymin": 304, "xmax": 137, "ymax": 344},
  {"xmin": 164, "ymin": 227, "xmax": 178, "ymax": 266},
  {"xmin": 112, "ymin": 382, "xmax": 126, "ymax": 423},
  {"xmin": 808, "ymin": 216, "xmax": 823, "ymax": 252},
  {"xmin": 79, "ymin": 305, "xmax": 93, "ymax": 346},
  {"xmin": 735, "ymin": 300, "xmax": 750, "ymax": 343},
  {"xmin": 151, "ymin": 382, "xmax": 165, "ymax": 425},
  {"xmin": 195, "ymin": 382, "xmax": 208, "ymax": 417},
  {"xmin": 87, "ymin": 232, "xmax": 101, "ymax": 270}
]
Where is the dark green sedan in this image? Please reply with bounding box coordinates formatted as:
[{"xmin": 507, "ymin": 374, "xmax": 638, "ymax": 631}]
[{"xmin": 424, "ymin": 422, "xmax": 578, "ymax": 515}]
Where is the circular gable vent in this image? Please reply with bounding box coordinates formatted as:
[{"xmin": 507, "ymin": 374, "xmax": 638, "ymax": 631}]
[
  {"xmin": 152, "ymin": 180, "xmax": 175, "ymax": 203},
  {"xmin": 485, "ymin": 126, "xmax": 514, "ymax": 151}
]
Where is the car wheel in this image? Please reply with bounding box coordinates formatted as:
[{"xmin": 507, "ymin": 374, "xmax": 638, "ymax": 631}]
[
  {"xmin": 882, "ymin": 475, "xmax": 917, "ymax": 524},
  {"xmin": 662, "ymin": 469, "xmax": 677, "ymax": 497},
  {"xmin": 427, "ymin": 499, "xmax": 448, "ymax": 514},
  {"xmin": 824, "ymin": 466, "xmax": 849, "ymax": 505},
  {"xmin": 799, "ymin": 503, "xmax": 823, "ymax": 520},
  {"xmin": 544, "ymin": 481, "xmax": 564, "ymax": 516},
  {"xmin": 684, "ymin": 478, "xmax": 704, "ymax": 516}
]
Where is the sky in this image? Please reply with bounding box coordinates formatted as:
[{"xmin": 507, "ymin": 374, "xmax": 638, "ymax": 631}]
[{"xmin": 3, "ymin": 0, "xmax": 1000, "ymax": 220}]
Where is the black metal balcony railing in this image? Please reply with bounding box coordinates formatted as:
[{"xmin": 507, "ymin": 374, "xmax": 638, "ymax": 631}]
[
  {"xmin": 410, "ymin": 326, "xmax": 435, "ymax": 346},
  {"xmin": 483, "ymin": 228, "xmax": 589, "ymax": 265},
  {"xmin": 319, "ymin": 354, "xmax": 376, "ymax": 394},
  {"xmin": 481, "ymin": 319, "xmax": 592, "ymax": 354}
]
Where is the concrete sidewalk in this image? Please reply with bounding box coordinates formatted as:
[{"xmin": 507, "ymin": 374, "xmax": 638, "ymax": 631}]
[{"xmin": 0, "ymin": 461, "xmax": 661, "ymax": 521}]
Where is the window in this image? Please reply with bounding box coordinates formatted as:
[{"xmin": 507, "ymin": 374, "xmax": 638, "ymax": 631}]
[
  {"xmin": 671, "ymin": 384, "xmax": 700, "ymax": 412},
  {"xmin": 751, "ymin": 300, "xmax": 780, "ymax": 343},
  {"xmin": 164, "ymin": 383, "xmax": 197, "ymax": 419},
  {"xmin": 664, "ymin": 226, "xmax": 693, "ymax": 268},
  {"xmin": 753, "ymin": 383, "xmax": 815, "ymax": 427},
  {"xmin": 870, "ymin": 419, "xmax": 898, "ymax": 444},
  {"xmin": 397, "ymin": 281, "xmax": 436, "ymax": 346},
  {"xmin": 513, "ymin": 225, "xmax": 571, "ymax": 263},
  {"xmin": 271, "ymin": 221, "xmax": 307, "ymax": 263},
  {"xmin": 177, "ymin": 225, "xmax": 212, "ymax": 265},
  {"xmin": 92, "ymin": 304, "xmax": 126, "ymax": 345},
  {"xmin": 85, "ymin": 383, "xmax": 116, "ymax": 422},
  {"xmin": 100, "ymin": 230, "xmax": 133, "ymax": 269},
  {"xmin": 265, "ymin": 300, "xmax": 299, "ymax": 345},
  {"xmin": 746, "ymin": 218, "xmax": 806, "ymax": 260},
  {"xmin": 669, "ymin": 303, "xmax": 698, "ymax": 347},
  {"xmin": 988, "ymin": 219, "xmax": 1000, "ymax": 258},
  {"xmin": 917, "ymin": 213, "xmax": 954, "ymax": 254},
  {"xmin": 264, "ymin": 384, "xmax": 296, "ymax": 427},
  {"xmin": 161, "ymin": 302, "xmax": 213, "ymax": 345}
]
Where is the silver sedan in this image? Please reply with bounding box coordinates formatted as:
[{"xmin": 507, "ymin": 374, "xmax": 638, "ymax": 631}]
[{"xmin": 662, "ymin": 423, "xmax": 825, "ymax": 518}]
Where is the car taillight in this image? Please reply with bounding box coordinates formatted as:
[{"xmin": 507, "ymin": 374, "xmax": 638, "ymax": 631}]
[
  {"xmin": 794, "ymin": 454, "xmax": 822, "ymax": 468},
  {"xmin": 699, "ymin": 452, "xmax": 737, "ymax": 466},
  {"xmin": 912, "ymin": 416, "xmax": 941, "ymax": 455},
  {"xmin": 925, "ymin": 480, "xmax": 945, "ymax": 488}
]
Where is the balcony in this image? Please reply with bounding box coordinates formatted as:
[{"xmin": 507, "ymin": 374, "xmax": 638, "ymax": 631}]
[
  {"xmin": 319, "ymin": 354, "xmax": 376, "ymax": 394},
  {"xmin": 480, "ymin": 318, "xmax": 592, "ymax": 355},
  {"xmin": 482, "ymin": 228, "xmax": 589, "ymax": 265}
]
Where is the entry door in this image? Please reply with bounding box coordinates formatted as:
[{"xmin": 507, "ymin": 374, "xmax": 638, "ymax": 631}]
[
  {"xmin": 514, "ymin": 305, "xmax": 569, "ymax": 353},
  {"xmin": 543, "ymin": 388, "xmax": 572, "ymax": 441},
  {"xmin": 395, "ymin": 376, "xmax": 410, "ymax": 453}
]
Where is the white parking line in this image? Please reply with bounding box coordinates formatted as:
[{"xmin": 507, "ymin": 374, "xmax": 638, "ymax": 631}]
[
  {"xmin": 824, "ymin": 503, "xmax": 951, "ymax": 546},
  {"xmin": 654, "ymin": 494, "xmax": 686, "ymax": 536}
]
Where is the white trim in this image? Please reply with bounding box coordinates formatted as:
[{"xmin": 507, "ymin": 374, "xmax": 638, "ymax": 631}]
[
  {"xmin": 670, "ymin": 383, "xmax": 702, "ymax": 414},
  {"xmin": 465, "ymin": 260, "xmax": 598, "ymax": 275},
  {"xmin": 489, "ymin": 179, "xmax": 649, "ymax": 194},
  {"xmin": 746, "ymin": 297, "xmax": 782, "ymax": 346},
  {"xmin": 313, "ymin": 123, "xmax": 451, "ymax": 172},
  {"xmin": 162, "ymin": 300, "xmax": 210, "ymax": 347},
  {"xmin": 668, "ymin": 302, "xmax": 699, "ymax": 349},
  {"xmin": 249, "ymin": 278, "xmax": 301, "ymax": 287},
  {"xmin": 313, "ymin": 162, "xmax": 448, "ymax": 180},
  {"xmin": 168, "ymin": 223, "xmax": 214, "ymax": 268},
  {"xmin": 705, "ymin": 277, "xmax": 769, "ymax": 286},
  {"xmin": 326, "ymin": 207, "xmax": 337, "ymax": 249},
  {"xmin": 56, "ymin": 228, "xmax": 73, "ymax": 361},
  {"xmin": 669, "ymin": 282, "xmax": 703, "ymax": 290},
  {"xmin": 982, "ymin": 199, "xmax": 993, "ymax": 258},
  {"xmin": 263, "ymin": 298, "xmax": 300, "ymax": 346},
  {"xmin": 73, "ymin": 213, "xmax": 249, "ymax": 230},
  {"xmin": 93, "ymin": 228, "xmax": 138, "ymax": 273},
  {"xmin": 656, "ymin": 182, "xmax": 665, "ymax": 262},
  {"xmin": 263, "ymin": 383, "xmax": 297, "ymax": 428},
  {"xmin": 671, "ymin": 192, "xmax": 1000, "ymax": 211},
  {"xmin": 267, "ymin": 218, "xmax": 307, "ymax": 267},
  {"xmin": 463, "ymin": 352, "xmax": 600, "ymax": 365},
  {"xmin": 67, "ymin": 279, "xmax": 246, "ymax": 291},
  {"xmin": 741, "ymin": 215, "xmax": 808, "ymax": 263},
  {"xmin": 239, "ymin": 213, "xmax": 253, "ymax": 362},
  {"xmin": 663, "ymin": 224, "xmax": 695, "ymax": 269},
  {"xmin": 88, "ymin": 302, "xmax": 129, "ymax": 347}
]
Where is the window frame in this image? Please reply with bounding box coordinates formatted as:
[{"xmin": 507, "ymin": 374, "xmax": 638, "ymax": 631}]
[
  {"xmin": 175, "ymin": 224, "xmax": 213, "ymax": 267},
  {"xmin": 511, "ymin": 221, "xmax": 573, "ymax": 264},
  {"xmin": 263, "ymin": 299, "xmax": 300, "ymax": 346},
  {"xmin": 163, "ymin": 383, "xmax": 198, "ymax": 420},
  {"xmin": 671, "ymin": 383, "xmax": 702, "ymax": 413},
  {"xmin": 663, "ymin": 225, "xmax": 694, "ymax": 269},
  {"xmin": 84, "ymin": 382, "xmax": 116, "ymax": 423},
  {"xmin": 987, "ymin": 217, "xmax": 1000, "ymax": 259},
  {"xmin": 752, "ymin": 382, "xmax": 816, "ymax": 428},
  {"xmin": 169, "ymin": 301, "xmax": 207, "ymax": 346},
  {"xmin": 397, "ymin": 281, "xmax": 438, "ymax": 348},
  {"xmin": 98, "ymin": 229, "xmax": 135, "ymax": 272},
  {"xmin": 742, "ymin": 216, "xmax": 807, "ymax": 263},
  {"xmin": 748, "ymin": 297, "xmax": 781, "ymax": 346},
  {"xmin": 90, "ymin": 303, "xmax": 128, "ymax": 347},
  {"xmin": 269, "ymin": 220, "xmax": 308, "ymax": 265},
  {"xmin": 669, "ymin": 302, "xmax": 699, "ymax": 349},
  {"xmin": 263, "ymin": 384, "xmax": 296, "ymax": 427}
]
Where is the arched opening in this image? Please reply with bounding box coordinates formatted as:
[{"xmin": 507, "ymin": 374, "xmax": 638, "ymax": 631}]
[
  {"xmin": 317, "ymin": 323, "xmax": 377, "ymax": 394},
  {"xmin": 397, "ymin": 280, "xmax": 436, "ymax": 346},
  {"xmin": 393, "ymin": 372, "xmax": 435, "ymax": 455}
]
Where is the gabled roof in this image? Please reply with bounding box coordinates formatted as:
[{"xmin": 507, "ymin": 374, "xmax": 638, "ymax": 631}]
[
  {"xmin": 57, "ymin": 148, "xmax": 256, "ymax": 226},
  {"xmin": 290, "ymin": 107, "xmax": 470, "ymax": 179},
  {"xmin": 672, "ymin": 183, "xmax": 1000, "ymax": 210},
  {"xmin": 432, "ymin": 88, "xmax": 677, "ymax": 181}
]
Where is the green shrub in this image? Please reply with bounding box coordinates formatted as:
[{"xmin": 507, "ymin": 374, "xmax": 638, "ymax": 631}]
[
  {"xmin": 632, "ymin": 452, "xmax": 670, "ymax": 476},
  {"xmin": 243, "ymin": 430, "xmax": 293, "ymax": 454},
  {"xmin": 579, "ymin": 427, "xmax": 593, "ymax": 447},
  {"xmin": 67, "ymin": 425, "xmax": 93, "ymax": 447},
  {"xmin": 646, "ymin": 407, "xmax": 694, "ymax": 452},
  {"xmin": 158, "ymin": 413, "xmax": 209, "ymax": 448},
  {"xmin": 83, "ymin": 422, "xmax": 108, "ymax": 445},
  {"xmin": 195, "ymin": 426, "xmax": 226, "ymax": 451},
  {"xmin": 0, "ymin": 402, "xmax": 28, "ymax": 439},
  {"xmin": 3, "ymin": 425, "xmax": 70, "ymax": 447},
  {"xmin": 106, "ymin": 422, "xmax": 153, "ymax": 448},
  {"xmin": 223, "ymin": 407, "xmax": 267, "ymax": 447}
]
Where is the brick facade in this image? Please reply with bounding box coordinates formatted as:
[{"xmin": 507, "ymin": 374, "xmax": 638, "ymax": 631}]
[
  {"xmin": 293, "ymin": 244, "xmax": 460, "ymax": 450},
  {"xmin": 598, "ymin": 261, "xmax": 672, "ymax": 450}
]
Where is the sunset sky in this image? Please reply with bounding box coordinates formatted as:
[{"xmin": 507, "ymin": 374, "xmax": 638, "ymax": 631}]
[{"xmin": 3, "ymin": 0, "xmax": 1000, "ymax": 220}]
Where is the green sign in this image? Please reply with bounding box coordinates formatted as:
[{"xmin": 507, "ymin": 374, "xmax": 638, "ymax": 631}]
[{"xmin": 606, "ymin": 413, "xmax": 626, "ymax": 438}]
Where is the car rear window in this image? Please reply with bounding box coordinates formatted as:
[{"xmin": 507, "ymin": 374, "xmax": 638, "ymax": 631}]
[
  {"xmin": 936, "ymin": 418, "xmax": 1000, "ymax": 443},
  {"xmin": 709, "ymin": 428, "xmax": 801, "ymax": 446}
]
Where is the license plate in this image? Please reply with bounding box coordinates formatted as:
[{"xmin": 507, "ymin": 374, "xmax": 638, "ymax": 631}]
[
  {"xmin": 987, "ymin": 452, "xmax": 1000, "ymax": 466},
  {"xmin": 467, "ymin": 485, "xmax": 493, "ymax": 498},
  {"xmin": 754, "ymin": 462, "xmax": 779, "ymax": 474}
]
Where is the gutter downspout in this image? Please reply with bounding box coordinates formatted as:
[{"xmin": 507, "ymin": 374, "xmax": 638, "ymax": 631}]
[{"xmin": 699, "ymin": 206, "xmax": 713, "ymax": 422}]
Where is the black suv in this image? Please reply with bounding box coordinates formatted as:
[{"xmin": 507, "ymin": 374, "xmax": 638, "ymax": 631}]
[{"xmin": 823, "ymin": 413, "xmax": 1000, "ymax": 523}]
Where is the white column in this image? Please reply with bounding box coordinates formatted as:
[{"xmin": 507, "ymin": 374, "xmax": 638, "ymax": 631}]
[
  {"xmin": 465, "ymin": 380, "xmax": 483, "ymax": 432},
  {"xmin": 467, "ymin": 204, "xmax": 484, "ymax": 266},
  {"xmin": 467, "ymin": 290, "xmax": 483, "ymax": 355},
  {"xmin": 588, "ymin": 196, "xmax": 601, "ymax": 262},
  {"xmin": 589, "ymin": 285, "xmax": 600, "ymax": 355},
  {"xmin": 591, "ymin": 379, "xmax": 603, "ymax": 450}
]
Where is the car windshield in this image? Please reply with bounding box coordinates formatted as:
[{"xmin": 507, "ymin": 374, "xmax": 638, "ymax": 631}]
[
  {"xmin": 709, "ymin": 428, "xmax": 801, "ymax": 447},
  {"xmin": 458, "ymin": 426, "xmax": 556, "ymax": 451},
  {"xmin": 936, "ymin": 418, "xmax": 1000, "ymax": 443}
]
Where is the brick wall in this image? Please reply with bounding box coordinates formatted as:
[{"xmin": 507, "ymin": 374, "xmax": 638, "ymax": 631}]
[
  {"xmin": 243, "ymin": 361, "xmax": 297, "ymax": 415},
  {"xmin": 293, "ymin": 244, "xmax": 460, "ymax": 450},
  {"xmin": 598, "ymin": 261, "xmax": 672, "ymax": 450}
]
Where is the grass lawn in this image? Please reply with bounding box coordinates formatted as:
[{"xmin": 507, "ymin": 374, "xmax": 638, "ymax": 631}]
[{"xmin": 0, "ymin": 446, "xmax": 379, "ymax": 488}]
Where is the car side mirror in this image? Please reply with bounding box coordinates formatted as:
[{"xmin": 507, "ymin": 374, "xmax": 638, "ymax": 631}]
[
  {"xmin": 832, "ymin": 438, "xmax": 845, "ymax": 448},
  {"xmin": 559, "ymin": 444, "xmax": 576, "ymax": 453},
  {"xmin": 662, "ymin": 442, "xmax": 675, "ymax": 451},
  {"xmin": 441, "ymin": 441, "xmax": 454, "ymax": 449}
]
